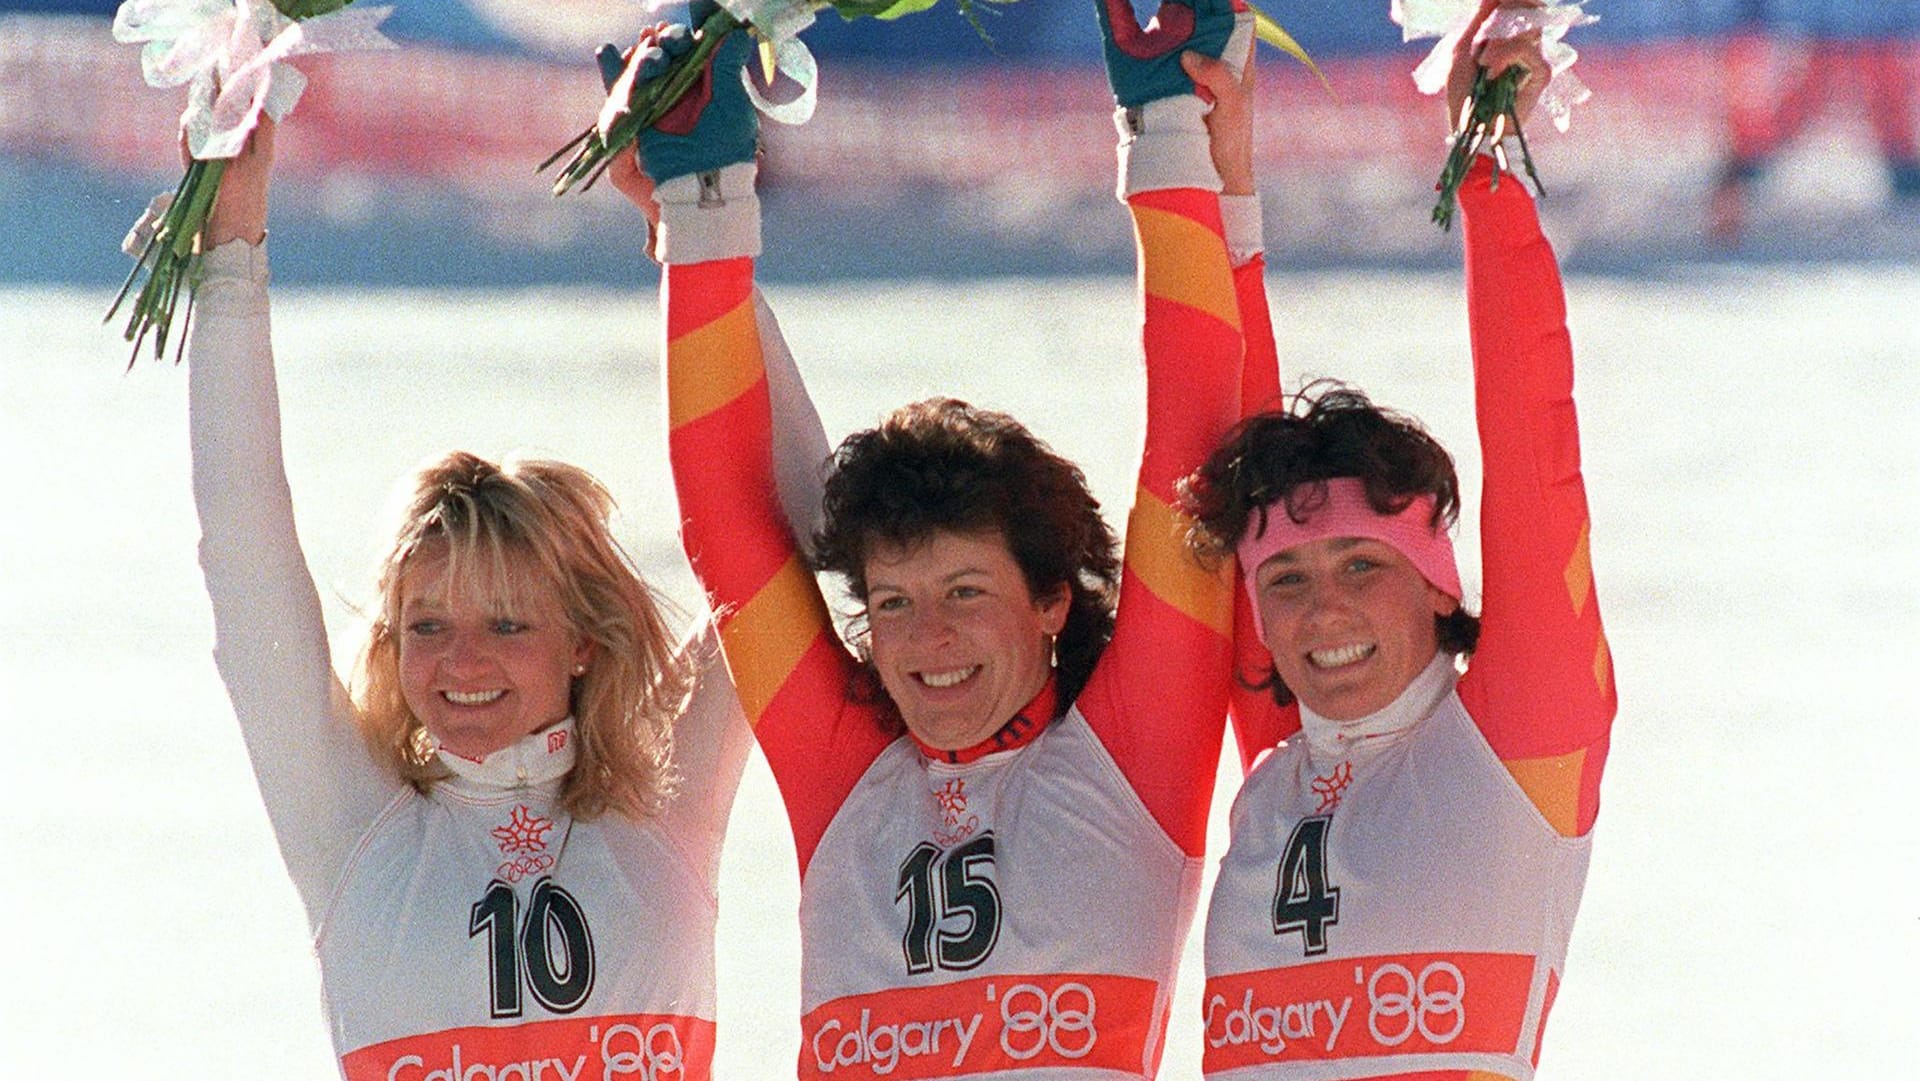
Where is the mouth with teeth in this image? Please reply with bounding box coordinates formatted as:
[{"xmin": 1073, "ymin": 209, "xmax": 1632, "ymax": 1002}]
[
  {"xmin": 1308, "ymin": 643, "xmax": 1376, "ymax": 670},
  {"xmin": 443, "ymin": 689, "xmax": 508, "ymax": 706},
  {"xmin": 916, "ymin": 665, "xmax": 981, "ymax": 689}
]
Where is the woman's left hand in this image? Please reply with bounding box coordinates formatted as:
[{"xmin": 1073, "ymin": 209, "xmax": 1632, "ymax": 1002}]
[
  {"xmin": 1181, "ymin": 34, "xmax": 1257, "ymax": 198},
  {"xmin": 203, "ymin": 115, "xmax": 275, "ymax": 247}
]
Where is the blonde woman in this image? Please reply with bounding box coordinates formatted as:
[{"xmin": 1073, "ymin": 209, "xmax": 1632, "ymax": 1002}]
[{"xmin": 185, "ymin": 119, "xmax": 826, "ymax": 1080}]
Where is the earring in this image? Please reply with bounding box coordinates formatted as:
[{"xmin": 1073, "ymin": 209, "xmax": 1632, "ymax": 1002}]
[
  {"xmin": 572, "ymin": 664, "xmax": 587, "ymax": 676},
  {"xmin": 1047, "ymin": 634, "xmax": 1058, "ymax": 668}
]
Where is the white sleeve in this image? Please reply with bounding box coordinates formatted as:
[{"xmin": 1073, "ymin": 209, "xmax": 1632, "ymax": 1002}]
[
  {"xmin": 188, "ymin": 240, "xmax": 403, "ymax": 930},
  {"xmin": 652, "ymin": 618, "xmax": 754, "ymax": 889},
  {"xmin": 756, "ymin": 286, "xmax": 830, "ymax": 547},
  {"xmin": 647, "ymin": 183, "xmax": 829, "ymax": 883}
]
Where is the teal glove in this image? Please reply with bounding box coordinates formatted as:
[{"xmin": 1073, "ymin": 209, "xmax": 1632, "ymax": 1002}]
[
  {"xmin": 1094, "ymin": 0, "xmax": 1242, "ymax": 109},
  {"xmin": 597, "ymin": 1, "xmax": 756, "ymax": 184}
]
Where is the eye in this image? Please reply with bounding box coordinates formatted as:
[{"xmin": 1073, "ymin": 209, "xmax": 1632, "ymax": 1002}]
[
  {"xmin": 948, "ymin": 584, "xmax": 984, "ymax": 601},
  {"xmin": 1347, "ymin": 556, "xmax": 1381, "ymax": 573},
  {"xmin": 491, "ymin": 618, "xmax": 527, "ymax": 634},
  {"xmin": 1261, "ymin": 569, "xmax": 1306, "ymax": 592},
  {"xmin": 871, "ymin": 594, "xmax": 909, "ymax": 615},
  {"xmin": 406, "ymin": 619, "xmax": 443, "ymax": 636}
]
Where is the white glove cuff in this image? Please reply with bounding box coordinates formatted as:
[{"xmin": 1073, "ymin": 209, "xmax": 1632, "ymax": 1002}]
[
  {"xmin": 656, "ymin": 161, "xmax": 762, "ymax": 264},
  {"xmin": 1219, "ymin": 194, "xmax": 1264, "ymax": 266},
  {"xmin": 1114, "ymin": 96, "xmax": 1221, "ymax": 200}
]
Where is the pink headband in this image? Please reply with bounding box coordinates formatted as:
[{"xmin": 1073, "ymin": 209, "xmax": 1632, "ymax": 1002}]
[{"xmin": 1236, "ymin": 478, "xmax": 1463, "ymax": 626}]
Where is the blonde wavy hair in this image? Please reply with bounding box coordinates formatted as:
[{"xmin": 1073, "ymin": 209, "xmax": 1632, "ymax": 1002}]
[{"xmin": 353, "ymin": 451, "xmax": 690, "ymax": 820}]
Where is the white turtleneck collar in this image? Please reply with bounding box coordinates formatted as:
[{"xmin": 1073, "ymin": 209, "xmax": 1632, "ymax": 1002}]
[
  {"xmin": 432, "ymin": 717, "xmax": 578, "ymax": 793},
  {"xmin": 1298, "ymin": 652, "xmax": 1459, "ymax": 767}
]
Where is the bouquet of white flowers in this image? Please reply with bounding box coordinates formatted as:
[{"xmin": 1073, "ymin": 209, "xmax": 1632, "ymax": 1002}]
[
  {"xmin": 1392, "ymin": 0, "xmax": 1594, "ymax": 229},
  {"xmin": 107, "ymin": 0, "xmax": 393, "ymax": 362}
]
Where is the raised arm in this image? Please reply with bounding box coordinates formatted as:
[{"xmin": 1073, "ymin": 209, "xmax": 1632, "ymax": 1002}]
[
  {"xmin": 1205, "ymin": 37, "xmax": 1302, "ymax": 770},
  {"xmin": 608, "ymin": 14, "xmax": 894, "ymax": 874},
  {"xmin": 186, "ymin": 121, "xmax": 400, "ymax": 928},
  {"xmin": 1448, "ymin": 11, "xmax": 1615, "ymax": 837},
  {"xmin": 1073, "ymin": 0, "xmax": 1246, "ymax": 858}
]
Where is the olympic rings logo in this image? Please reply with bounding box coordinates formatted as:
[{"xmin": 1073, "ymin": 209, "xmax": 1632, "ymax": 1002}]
[
  {"xmin": 600, "ymin": 1022, "xmax": 687, "ymax": 1081},
  {"xmin": 998, "ymin": 982, "xmax": 1097, "ymax": 1060},
  {"xmin": 1365, "ymin": 962, "xmax": 1465, "ymax": 1047}
]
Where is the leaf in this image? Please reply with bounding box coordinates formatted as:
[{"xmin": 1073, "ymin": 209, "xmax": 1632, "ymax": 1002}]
[
  {"xmin": 874, "ymin": 0, "xmax": 942, "ymax": 21},
  {"xmin": 1245, "ymin": 2, "xmax": 1331, "ymax": 93},
  {"xmin": 270, "ymin": 0, "xmax": 356, "ymax": 20}
]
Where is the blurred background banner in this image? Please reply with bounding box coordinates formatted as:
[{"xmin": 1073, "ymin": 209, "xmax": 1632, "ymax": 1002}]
[{"xmin": 5, "ymin": 0, "xmax": 1920, "ymax": 283}]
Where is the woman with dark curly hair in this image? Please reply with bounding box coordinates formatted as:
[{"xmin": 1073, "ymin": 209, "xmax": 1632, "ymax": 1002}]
[
  {"xmin": 619, "ymin": 0, "xmax": 1260, "ymax": 1073},
  {"xmin": 1189, "ymin": 5, "xmax": 1617, "ymax": 1077}
]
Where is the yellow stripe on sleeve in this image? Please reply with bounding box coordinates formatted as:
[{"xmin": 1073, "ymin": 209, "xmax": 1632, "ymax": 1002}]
[
  {"xmin": 1134, "ymin": 205, "xmax": 1241, "ymax": 331},
  {"xmin": 1563, "ymin": 520, "xmax": 1593, "ymax": 616},
  {"xmin": 667, "ymin": 297, "xmax": 764, "ymax": 430},
  {"xmin": 1502, "ymin": 747, "xmax": 1588, "ymax": 837},
  {"xmin": 718, "ymin": 553, "xmax": 832, "ymax": 726},
  {"xmin": 1125, "ymin": 487, "xmax": 1233, "ymax": 637}
]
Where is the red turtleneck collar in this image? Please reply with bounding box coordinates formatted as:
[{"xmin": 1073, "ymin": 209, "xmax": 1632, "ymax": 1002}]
[{"xmin": 910, "ymin": 676, "xmax": 1061, "ymax": 766}]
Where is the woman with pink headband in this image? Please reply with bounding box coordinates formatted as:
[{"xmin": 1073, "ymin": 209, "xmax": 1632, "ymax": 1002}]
[{"xmin": 1182, "ymin": 4, "xmax": 1617, "ymax": 1078}]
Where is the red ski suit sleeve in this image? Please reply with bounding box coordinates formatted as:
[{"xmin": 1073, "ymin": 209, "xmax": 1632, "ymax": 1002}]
[
  {"xmin": 664, "ymin": 258, "xmax": 892, "ymax": 875},
  {"xmin": 663, "ymin": 188, "xmax": 1241, "ymax": 872},
  {"xmin": 1074, "ymin": 188, "xmax": 1241, "ymax": 858},
  {"xmin": 1224, "ymin": 254, "xmax": 1303, "ymax": 771},
  {"xmin": 1456, "ymin": 159, "xmax": 1617, "ymax": 837}
]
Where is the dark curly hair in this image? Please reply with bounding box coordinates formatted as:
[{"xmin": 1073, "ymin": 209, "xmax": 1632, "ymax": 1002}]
[
  {"xmin": 1180, "ymin": 380, "xmax": 1481, "ymax": 707},
  {"xmin": 812, "ymin": 398, "xmax": 1120, "ymax": 710}
]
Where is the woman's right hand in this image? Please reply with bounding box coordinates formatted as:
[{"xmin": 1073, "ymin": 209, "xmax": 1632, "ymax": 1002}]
[
  {"xmin": 204, "ymin": 116, "xmax": 275, "ymax": 247},
  {"xmin": 1181, "ymin": 33, "xmax": 1257, "ymax": 197},
  {"xmin": 1446, "ymin": 0, "xmax": 1549, "ymax": 134}
]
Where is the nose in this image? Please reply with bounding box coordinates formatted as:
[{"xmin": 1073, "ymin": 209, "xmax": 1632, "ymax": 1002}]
[
  {"xmin": 442, "ymin": 629, "xmax": 491, "ymax": 674},
  {"xmin": 1298, "ymin": 577, "xmax": 1353, "ymax": 623},
  {"xmin": 903, "ymin": 603, "xmax": 955, "ymax": 647}
]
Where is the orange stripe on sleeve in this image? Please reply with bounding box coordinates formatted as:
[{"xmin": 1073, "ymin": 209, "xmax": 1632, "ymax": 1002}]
[
  {"xmin": 1501, "ymin": 747, "xmax": 1588, "ymax": 837},
  {"xmin": 718, "ymin": 551, "xmax": 834, "ymax": 727},
  {"xmin": 1125, "ymin": 486, "xmax": 1233, "ymax": 638},
  {"xmin": 667, "ymin": 298, "xmax": 764, "ymax": 429},
  {"xmin": 1133, "ymin": 205, "xmax": 1242, "ymax": 331},
  {"xmin": 1076, "ymin": 187, "xmax": 1240, "ymax": 857},
  {"xmin": 1455, "ymin": 159, "xmax": 1616, "ymax": 837},
  {"xmin": 662, "ymin": 257, "xmax": 894, "ymax": 872}
]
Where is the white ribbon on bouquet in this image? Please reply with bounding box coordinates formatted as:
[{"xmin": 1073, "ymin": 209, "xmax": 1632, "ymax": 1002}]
[
  {"xmin": 112, "ymin": 0, "xmax": 395, "ymax": 160},
  {"xmin": 637, "ymin": 0, "xmax": 820, "ymax": 125},
  {"xmin": 1391, "ymin": 0, "xmax": 1597, "ymax": 132}
]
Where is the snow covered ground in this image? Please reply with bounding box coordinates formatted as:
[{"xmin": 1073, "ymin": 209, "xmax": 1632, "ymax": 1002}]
[{"xmin": 3, "ymin": 266, "xmax": 1916, "ymax": 1078}]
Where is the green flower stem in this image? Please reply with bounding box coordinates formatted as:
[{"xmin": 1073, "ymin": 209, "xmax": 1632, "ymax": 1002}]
[
  {"xmin": 540, "ymin": 0, "xmax": 1027, "ymax": 195},
  {"xmin": 545, "ymin": 9, "xmax": 741, "ymax": 196},
  {"xmin": 109, "ymin": 157, "xmax": 227, "ymax": 363},
  {"xmin": 1431, "ymin": 65, "xmax": 1542, "ymax": 231}
]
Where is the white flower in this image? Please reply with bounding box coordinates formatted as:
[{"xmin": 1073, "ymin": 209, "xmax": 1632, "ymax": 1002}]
[
  {"xmin": 1391, "ymin": 0, "xmax": 1597, "ymax": 133},
  {"xmin": 112, "ymin": 0, "xmax": 395, "ymax": 159}
]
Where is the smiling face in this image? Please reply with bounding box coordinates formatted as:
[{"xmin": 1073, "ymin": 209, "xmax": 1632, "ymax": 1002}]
[
  {"xmin": 1253, "ymin": 536, "xmax": 1456, "ymax": 721},
  {"xmin": 395, "ymin": 552, "xmax": 590, "ymax": 761},
  {"xmin": 863, "ymin": 528, "xmax": 1069, "ymax": 751}
]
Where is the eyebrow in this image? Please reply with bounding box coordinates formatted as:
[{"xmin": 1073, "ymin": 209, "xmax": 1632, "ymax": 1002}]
[
  {"xmin": 1260, "ymin": 537, "xmax": 1373, "ymax": 570},
  {"xmin": 868, "ymin": 566, "xmax": 994, "ymax": 592}
]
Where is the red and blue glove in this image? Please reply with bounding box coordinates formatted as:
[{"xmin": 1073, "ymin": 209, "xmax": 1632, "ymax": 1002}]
[
  {"xmin": 1095, "ymin": 0, "xmax": 1243, "ymax": 108},
  {"xmin": 596, "ymin": 0, "xmax": 756, "ymax": 185}
]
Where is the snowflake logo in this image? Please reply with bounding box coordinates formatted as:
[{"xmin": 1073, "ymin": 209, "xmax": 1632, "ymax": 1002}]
[
  {"xmin": 934, "ymin": 779, "xmax": 968, "ymax": 827},
  {"xmin": 492, "ymin": 804, "xmax": 554, "ymax": 856},
  {"xmin": 1310, "ymin": 761, "xmax": 1353, "ymax": 813}
]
